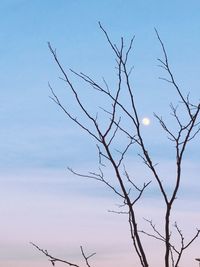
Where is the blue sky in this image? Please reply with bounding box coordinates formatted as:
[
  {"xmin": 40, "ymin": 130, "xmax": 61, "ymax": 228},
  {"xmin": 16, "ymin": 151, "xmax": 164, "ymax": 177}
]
[{"xmin": 0, "ymin": 1, "xmax": 200, "ymax": 267}]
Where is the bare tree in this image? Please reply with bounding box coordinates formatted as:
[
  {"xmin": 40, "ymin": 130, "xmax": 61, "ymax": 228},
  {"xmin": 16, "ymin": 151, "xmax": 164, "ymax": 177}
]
[{"xmin": 32, "ymin": 23, "xmax": 200, "ymax": 267}]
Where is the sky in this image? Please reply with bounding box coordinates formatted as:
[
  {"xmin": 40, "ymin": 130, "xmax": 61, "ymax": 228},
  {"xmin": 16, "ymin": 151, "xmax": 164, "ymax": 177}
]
[{"xmin": 0, "ymin": 1, "xmax": 200, "ymax": 267}]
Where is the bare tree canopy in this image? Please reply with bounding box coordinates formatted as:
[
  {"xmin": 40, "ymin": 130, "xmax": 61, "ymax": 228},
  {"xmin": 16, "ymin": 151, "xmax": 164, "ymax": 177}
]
[{"xmin": 32, "ymin": 23, "xmax": 200, "ymax": 267}]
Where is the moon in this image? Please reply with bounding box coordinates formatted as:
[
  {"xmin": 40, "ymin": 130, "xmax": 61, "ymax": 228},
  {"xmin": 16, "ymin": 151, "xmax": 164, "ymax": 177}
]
[{"xmin": 141, "ymin": 117, "xmax": 150, "ymax": 126}]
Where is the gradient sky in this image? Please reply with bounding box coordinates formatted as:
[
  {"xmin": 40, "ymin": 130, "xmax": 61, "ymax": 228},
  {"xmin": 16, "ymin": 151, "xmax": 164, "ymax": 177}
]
[{"xmin": 0, "ymin": 1, "xmax": 200, "ymax": 267}]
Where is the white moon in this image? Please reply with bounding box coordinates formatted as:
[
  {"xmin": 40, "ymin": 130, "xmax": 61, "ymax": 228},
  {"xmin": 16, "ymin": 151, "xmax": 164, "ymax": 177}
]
[{"xmin": 142, "ymin": 117, "xmax": 150, "ymax": 126}]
